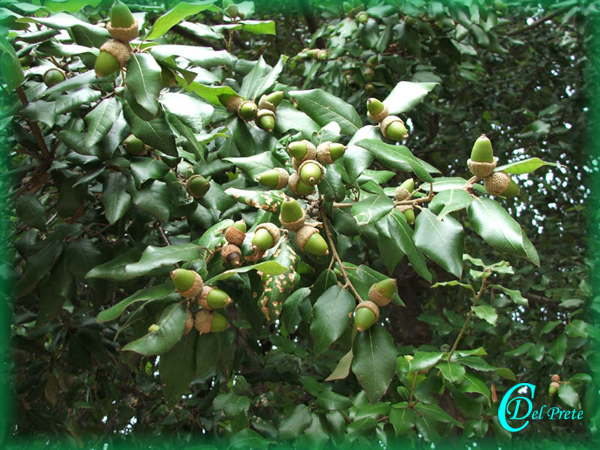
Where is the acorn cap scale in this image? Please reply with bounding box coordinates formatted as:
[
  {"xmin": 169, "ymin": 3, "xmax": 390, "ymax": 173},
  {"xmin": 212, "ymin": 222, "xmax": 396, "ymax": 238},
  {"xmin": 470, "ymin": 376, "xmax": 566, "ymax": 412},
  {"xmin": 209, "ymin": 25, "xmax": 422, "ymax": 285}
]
[{"xmin": 171, "ymin": 269, "xmax": 204, "ymax": 298}]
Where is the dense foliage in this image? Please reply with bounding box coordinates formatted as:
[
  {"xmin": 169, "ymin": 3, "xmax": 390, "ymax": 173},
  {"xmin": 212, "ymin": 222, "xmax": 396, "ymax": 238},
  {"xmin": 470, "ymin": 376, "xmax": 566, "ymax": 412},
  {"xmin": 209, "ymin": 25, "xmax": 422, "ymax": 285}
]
[{"xmin": 1, "ymin": 0, "xmax": 598, "ymax": 448}]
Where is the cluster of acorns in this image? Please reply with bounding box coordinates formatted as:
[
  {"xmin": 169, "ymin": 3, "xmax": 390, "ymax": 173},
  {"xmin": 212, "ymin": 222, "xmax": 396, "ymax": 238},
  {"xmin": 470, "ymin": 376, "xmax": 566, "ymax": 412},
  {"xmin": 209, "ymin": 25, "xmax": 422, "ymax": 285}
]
[
  {"xmin": 394, "ymin": 178, "xmax": 416, "ymax": 225},
  {"xmin": 94, "ymin": 1, "xmax": 138, "ymax": 77},
  {"xmin": 353, "ymin": 278, "xmax": 397, "ymax": 332},
  {"xmin": 549, "ymin": 374, "xmax": 561, "ymax": 396},
  {"xmin": 468, "ymin": 135, "xmax": 519, "ymax": 198},
  {"xmin": 218, "ymin": 91, "xmax": 283, "ymax": 133},
  {"xmin": 152, "ymin": 268, "xmax": 233, "ymax": 335},
  {"xmin": 297, "ymin": 48, "xmax": 329, "ymax": 61},
  {"xmin": 366, "ymin": 98, "xmax": 408, "ymax": 142}
]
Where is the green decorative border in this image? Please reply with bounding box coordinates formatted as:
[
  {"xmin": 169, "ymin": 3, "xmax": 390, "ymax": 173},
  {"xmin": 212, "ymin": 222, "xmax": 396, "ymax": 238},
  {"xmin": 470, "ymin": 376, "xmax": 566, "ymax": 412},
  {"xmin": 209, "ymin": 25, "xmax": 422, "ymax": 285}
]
[{"xmin": 0, "ymin": 0, "xmax": 598, "ymax": 449}]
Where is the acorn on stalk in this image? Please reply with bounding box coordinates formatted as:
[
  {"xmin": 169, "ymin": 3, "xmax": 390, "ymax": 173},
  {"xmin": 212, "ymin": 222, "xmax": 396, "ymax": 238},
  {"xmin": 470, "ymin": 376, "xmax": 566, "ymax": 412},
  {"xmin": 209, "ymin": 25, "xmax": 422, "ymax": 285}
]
[
  {"xmin": 123, "ymin": 134, "xmax": 146, "ymax": 156},
  {"xmin": 198, "ymin": 286, "xmax": 233, "ymax": 310},
  {"xmin": 467, "ymin": 134, "xmax": 497, "ymax": 178},
  {"xmin": 94, "ymin": 40, "xmax": 130, "ymax": 77},
  {"xmin": 171, "ymin": 268, "xmax": 204, "ymax": 298},
  {"xmin": 194, "ymin": 310, "xmax": 228, "ymax": 334},
  {"xmin": 258, "ymin": 167, "xmax": 289, "ymax": 190},
  {"xmin": 279, "ymin": 197, "xmax": 306, "ymax": 231},
  {"xmin": 221, "ymin": 243, "xmax": 243, "ymax": 267},
  {"xmin": 225, "ymin": 220, "xmax": 247, "ymax": 246},
  {"xmin": 252, "ymin": 223, "xmax": 280, "ymax": 251},
  {"xmin": 354, "ymin": 301, "xmax": 380, "ymax": 332},
  {"xmin": 258, "ymin": 91, "xmax": 284, "ymax": 112},
  {"xmin": 186, "ymin": 174, "xmax": 211, "ymax": 198},
  {"xmin": 295, "ymin": 226, "xmax": 329, "ymax": 256},
  {"xmin": 316, "ymin": 142, "xmax": 346, "ymax": 165},
  {"xmin": 107, "ymin": 0, "xmax": 139, "ymax": 43},
  {"xmin": 43, "ymin": 68, "xmax": 65, "ymax": 87},
  {"xmin": 238, "ymin": 100, "xmax": 258, "ymax": 121},
  {"xmin": 288, "ymin": 173, "xmax": 315, "ymax": 196},
  {"xmin": 381, "ymin": 115, "xmax": 407, "ymax": 141},
  {"xmin": 368, "ymin": 278, "xmax": 397, "ymax": 306},
  {"xmin": 256, "ymin": 109, "xmax": 276, "ymax": 132},
  {"xmin": 367, "ymin": 98, "xmax": 389, "ymax": 123},
  {"xmin": 394, "ymin": 178, "xmax": 414, "ymax": 202},
  {"xmin": 299, "ymin": 160, "xmax": 325, "ymax": 186},
  {"xmin": 484, "ymin": 172, "xmax": 519, "ymax": 198},
  {"xmin": 288, "ymin": 140, "xmax": 317, "ymax": 164}
]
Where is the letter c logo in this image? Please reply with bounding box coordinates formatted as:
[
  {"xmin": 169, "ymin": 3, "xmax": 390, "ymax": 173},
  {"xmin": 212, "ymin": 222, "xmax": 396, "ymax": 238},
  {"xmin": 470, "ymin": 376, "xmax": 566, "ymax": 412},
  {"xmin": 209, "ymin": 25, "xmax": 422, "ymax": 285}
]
[{"xmin": 498, "ymin": 383, "xmax": 536, "ymax": 432}]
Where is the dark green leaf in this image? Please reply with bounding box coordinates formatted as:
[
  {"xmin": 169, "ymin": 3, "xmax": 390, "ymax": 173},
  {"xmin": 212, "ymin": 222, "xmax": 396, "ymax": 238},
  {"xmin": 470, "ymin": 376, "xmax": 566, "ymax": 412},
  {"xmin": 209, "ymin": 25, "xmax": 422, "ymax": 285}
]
[{"xmin": 310, "ymin": 286, "xmax": 355, "ymax": 356}]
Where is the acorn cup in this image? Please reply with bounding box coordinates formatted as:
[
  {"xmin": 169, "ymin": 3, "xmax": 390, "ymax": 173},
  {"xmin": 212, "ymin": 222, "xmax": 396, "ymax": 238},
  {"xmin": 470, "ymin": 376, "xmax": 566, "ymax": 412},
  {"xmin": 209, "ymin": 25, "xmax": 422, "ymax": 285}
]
[
  {"xmin": 123, "ymin": 134, "xmax": 146, "ymax": 156},
  {"xmin": 299, "ymin": 160, "xmax": 325, "ymax": 186},
  {"xmin": 94, "ymin": 40, "xmax": 130, "ymax": 77},
  {"xmin": 252, "ymin": 223, "xmax": 280, "ymax": 251},
  {"xmin": 295, "ymin": 226, "xmax": 329, "ymax": 256},
  {"xmin": 258, "ymin": 168, "xmax": 289, "ymax": 190},
  {"xmin": 194, "ymin": 310, "xmax": 228, "ymax": 334},
  {"xmin": 43, "ymin": 68, "xmax": 65, "ymax": 87},
  {"xmin": 171, "ymin": 268, "xmax": 204, "ymax": 298},
  {"xmin": 551, "ymin": 374, "xmax": 561, "ymax": 383},
  {"xmin": 484, "ymin": 172, "xmax": 520, "ymax": 198},
  {"xmin": 225, "ymin": 220, "xmax": 246, "ymax": 246},
  {"xmin": 107, "ymin": 0, "xmax": 139, "ymax": 43},
  {"xmin": 367, "ymin": 98, "xmax": 389, "ymax": 123},
  {"xmin": 198, "ymin": 286, "xmax": 233, "ymax": 310},
  {"xmin": 256, "ymin": 109, "xmax": 276, "ymax": 132},
  {"xmin": 220, "ymin": 94, "xmax": 244, "ymax": 113},
  {"xmin": 354, "ymin": 301, "xmax": 380, "ymax": 332},
  {"xmin": 186, "ymin": 174, "xmax": 211, "ymax": 198},
  {"xmin": 288, "ymin": 173, "xmax": 315, "ymax": 196},
  {"xmin": 317, "ymin": 142, "xmax": 346, "ymax": 165},
  {"xmin": 279, "ymin": 197, "xmax": 306, "ymax": 231},
  {"xmin": 467, "ymin": 134, "xmax": 497, "ymax": 178},
  {"xmin": 238, "ymin": 100, "xmax": 258, "ymax": 121},
  {"xmin": 394, "ymin": 178, "xmax": 415, "ymax": 201},
  {"xmin": 221, "ymin": 243, "xmax": 243, "ymax": 267},
  {"xmin": 368, "ymin": 278, "xmax": 397, "ymax": 306},
  {"xmin": 381, "ymin": 115, "xmax": 408, "ymax": 141},
  {"xmin": 288, "ymin": 140, "xmax": 317, "ymax": 164},
  {"xmin": 183, "ymin": 310, "xmax": 194, "ymax": 335},
  {"xmin": 258, "ymin": 91, "xmax": 284, "ymax": 112}
]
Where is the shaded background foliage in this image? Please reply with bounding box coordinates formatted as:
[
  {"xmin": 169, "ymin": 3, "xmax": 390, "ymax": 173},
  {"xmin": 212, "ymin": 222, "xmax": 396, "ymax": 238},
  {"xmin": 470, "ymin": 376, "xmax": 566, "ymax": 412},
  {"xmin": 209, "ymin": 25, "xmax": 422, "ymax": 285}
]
[{"xmin": 1, "ymin": 0, "xmax": 599, "ymax": 448}]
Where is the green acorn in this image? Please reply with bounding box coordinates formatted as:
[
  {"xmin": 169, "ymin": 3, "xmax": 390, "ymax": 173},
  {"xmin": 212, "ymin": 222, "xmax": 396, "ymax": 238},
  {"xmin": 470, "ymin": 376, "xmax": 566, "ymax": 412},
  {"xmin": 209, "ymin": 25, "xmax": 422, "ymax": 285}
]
[
  {"xmin": 403, "ymin": 208, "xmax": 415, "ymax": 225},
  {"xmin": 394, "ymin": 178, "xmax": 414, "ymax": 201},
  {"xmin": 195, "ymin": 310, "xmax": 228, "ymax": 334},
  {"xmin": 279, "ymin": 197, "xmax": 306, "ymax": 231},
  {"xmin": 256, "ymin": 109, "xmax": 276, "ymax": 132},
  {"xmin": 364, "ymin": 67, "xmax": 375, "ymax": 81},
  {"xmin": 94, "ymin": 40, "xmax": 130, "ymax": 77},
  {"xmin": 295, "ymin": 226, "xmax": 329, "ymax": 256},
  {"xmin": 468, "ymin": 134, "xmax": 497, "ymax": 178},
  {"xmin": 368, "ymin": 278, "xmax": 397, "ymax": 306},
  {"xmin": 367, "ymin": 54, "xmax": 379, "ymax": 68},
  {"xmin": 354, "ymin": 301, "xmax": 380, "ymax": 332},
  {"xmin": 252, "ymin": 223, "xmax": 280, "ymax": 251},
  {"xmin": 313, "ymin": 49, "xmax": 328, "ymax": 61},
  {"xmin": 288, "ymin": 140, "xmax": 317, "ymax": 163},
  {"xmin": 221, "ymin": 243, "xmax": 243, "ymax": 267},
  {"xmin": 549, "ymin": 381, "xmax": 560, "ymax": 396},
  {"xmin": 19, "ymin": 54, "xmax": 33, "ymax": 67},
  {"xmin": 123, "ymin": 134, "xmax": 146, "ymax": 156},
  {"xmin": 238, "ymin": 100, "xmax": 258, "ymax": 121},
  {"xmin": 365, "ymin": 83, "xmax": 376, "ymax": 96},
  {"xmin": 171, "ymin": 268, "xmax": 204, "ymax": 298},
  {"xmin": 43, "ymin": 68, "xmax": 65, "ymax": 87},
  {"xmin": 258, "ymin": 91, "xmax": 284, "ymax": 111},
  {"xmin": 108, "ymin": 1, "xmax": 138, "ymax": 42},
  {"xmin": 288, "ymin": 173, "xmax": 315, "ymax": 196},
  {"xmin": 367, "ymin": 98, "xmax": 389, "ymax": 123},
  {"xmin": 148, "ymin": 324, "xmax": 160, "ymax": 333},
  {"xmin": 225, "ymin": 220, "xmax": 246, "ymax": 245},
  {"xmin": 317, "ymin": 142, "xmax": 346, "ymax": 164},
  {"xmin": 299, "ymin": 161, "xmax": 325, "ymax": 186},
  {"xmin": 356, "ymin": 11, "xmax": 369, "ymax": 24},
  {"xmin": 381, "ymin": 115, "xmax": 407, "ymax": 141},
  {"xmin": 186, "ymin": 174, "xmax": 211, "ymax": 198},
  {"xmin": 258, "ymin": 168, "xmax": 289, "ymax": 190},
  {"xmin": 484, "ymin": 172, "xmax": 519, "ymax": 198},
  {"xmin": 198, "ymin": 286, "xmax": 233, "ymax": 310}
]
